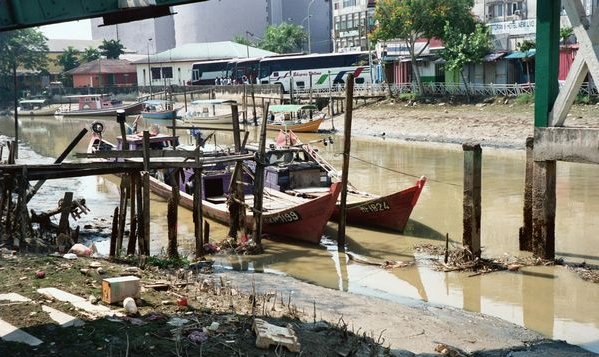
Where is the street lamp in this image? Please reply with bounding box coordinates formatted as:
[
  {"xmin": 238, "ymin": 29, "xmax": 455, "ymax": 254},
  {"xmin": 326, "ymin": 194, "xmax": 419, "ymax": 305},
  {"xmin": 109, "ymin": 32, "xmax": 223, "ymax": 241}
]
[
  {"xmin": 147, "ymin": 38, "xmax": 153, "ymax": 96},
  {"xmin": 307, "ymin": 0, "xmax": 315, "ymax": 53}
]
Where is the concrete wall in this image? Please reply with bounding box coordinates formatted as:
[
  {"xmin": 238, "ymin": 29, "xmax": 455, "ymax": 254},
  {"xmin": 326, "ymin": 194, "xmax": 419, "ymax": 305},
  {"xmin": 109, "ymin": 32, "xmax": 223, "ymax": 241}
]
[
  {"xmin": 90, "ymin": 16, "xmax": 176, "ymax": 55},
  {"xmin": 135, "ymin": 61, "xmax": 196, "ymax": 87},
  {"xmin": 73, "ymin": 73, "xmax": 137, "ymax": 88}
]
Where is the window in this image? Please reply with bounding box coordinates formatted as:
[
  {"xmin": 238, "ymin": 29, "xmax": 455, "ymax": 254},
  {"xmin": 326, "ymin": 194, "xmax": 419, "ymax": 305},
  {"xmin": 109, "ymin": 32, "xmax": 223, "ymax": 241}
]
[
  {"xmin": 162, "ymin": 67, "xmax": 173, "ymax": 79},
  {"xmin": 508, "ymin": 1, "xmax": 523, "ymax": 15},
  {"xmin": 151, "ymin": 67, "xmax": 161, "ymax": 80}
]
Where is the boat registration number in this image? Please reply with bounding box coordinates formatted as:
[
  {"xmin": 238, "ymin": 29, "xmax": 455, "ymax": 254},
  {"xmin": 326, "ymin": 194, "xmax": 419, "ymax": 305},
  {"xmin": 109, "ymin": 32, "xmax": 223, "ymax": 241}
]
[
  {"xmin": 264, "ymin": 211, "xmax": 301, "ymax": 224},
  {"xmin": 359, "ymin": 201, "xmax": 390, "ymax": 213}
]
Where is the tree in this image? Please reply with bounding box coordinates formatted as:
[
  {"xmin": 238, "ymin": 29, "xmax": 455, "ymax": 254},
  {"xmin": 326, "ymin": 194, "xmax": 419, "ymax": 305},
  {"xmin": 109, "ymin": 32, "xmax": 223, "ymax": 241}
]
[
  {"xmin": 560, "ymin": 27, "xmax": 574, "ymax": 46},
  {"xmin": 80, "ymin": 46, "xmax": 101, "ymax": 63},
  {"xmin": 233, "ymin": 35, "xmax": 252, "ymax": 47},
  {"xmin": 57, "ymin": 46, "xmax": 80, "ymax": 72},
  {"xmin": 371, "ymin": 0, "xmax": 475, "ymax": 95},
  {"xmin": 0, "ymin": 28, "xmax": 48, "ymax": 103},
  {"xmin": 441, "ymin": 22, "xmax": 491, "ymax": 102},
  {"xmin": 258, "ymin": 23, "xmax": 307, "ymax": 54},
  {"xmin": 99, "ymin": 39, "xmax": 124, "ymax": 59}
]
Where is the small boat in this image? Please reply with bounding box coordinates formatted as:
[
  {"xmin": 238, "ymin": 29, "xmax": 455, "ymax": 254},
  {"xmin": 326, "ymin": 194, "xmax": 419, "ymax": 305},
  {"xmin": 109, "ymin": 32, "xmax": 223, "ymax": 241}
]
[
  {"xmin": 141, "ymin": 100, "xmax": 180, "ymax": 120},
  {"xmin": 18, "ymin": 99, "xmax": 60, "ymax": 116},
  {"xmin": 57, "ymin": 94, "xmax": 144, "ymax": 117},
  {"xmin": 87, "ymin": 124, "xmax": 341, "ymax": 244},
  {"xmin": 182, "ymin": 99, "xmax": 236, "ymax": 124},
  {"xmin": 265, "ymin": 104, "xmax": 325, "ymax": 133},
  {"xmin": 252, "ymin": 131, "xmax": 427, "ymax": 233}
]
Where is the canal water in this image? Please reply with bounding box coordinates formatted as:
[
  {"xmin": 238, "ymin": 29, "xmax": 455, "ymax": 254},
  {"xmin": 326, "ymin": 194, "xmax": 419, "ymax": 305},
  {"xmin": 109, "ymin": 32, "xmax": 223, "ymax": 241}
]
[{"xmin": 2, "ymin": 115, "xmax": 599, "ymax": 353}]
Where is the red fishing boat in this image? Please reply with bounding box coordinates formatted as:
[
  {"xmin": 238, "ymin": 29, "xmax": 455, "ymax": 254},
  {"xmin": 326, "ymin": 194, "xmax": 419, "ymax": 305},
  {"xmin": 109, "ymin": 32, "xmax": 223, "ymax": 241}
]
[{"xmin": 254, "ymin": 131, "xmax": 427, "ymax": 233}]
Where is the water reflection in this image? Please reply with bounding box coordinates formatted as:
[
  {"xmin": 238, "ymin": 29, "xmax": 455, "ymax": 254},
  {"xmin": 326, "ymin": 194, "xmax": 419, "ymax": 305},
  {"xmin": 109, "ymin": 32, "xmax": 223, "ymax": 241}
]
[{"xmin": 2, "ymin": 115, "xmax": 599, "ymax": 352}]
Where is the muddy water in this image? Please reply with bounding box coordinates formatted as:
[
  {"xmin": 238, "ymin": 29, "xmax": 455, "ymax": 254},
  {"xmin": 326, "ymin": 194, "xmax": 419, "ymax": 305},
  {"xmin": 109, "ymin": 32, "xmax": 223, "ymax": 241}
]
[{"xmin": 2, "ymin": 116, "xmax": 599, "ymax": 352}]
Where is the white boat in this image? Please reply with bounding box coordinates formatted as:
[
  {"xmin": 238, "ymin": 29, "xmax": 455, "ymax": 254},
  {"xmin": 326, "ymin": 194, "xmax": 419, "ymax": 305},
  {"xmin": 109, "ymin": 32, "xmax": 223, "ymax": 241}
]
[
  {"xmin": 56, "ymin": 94, "xmax": 144, "ymax": 117},
  {"xmin": 182, "ymin": 99, "xmax": 236, "ymax": 124},
  {"xmin": 17, "ymin": 99, "xmax": 60, "ymax": 116}
]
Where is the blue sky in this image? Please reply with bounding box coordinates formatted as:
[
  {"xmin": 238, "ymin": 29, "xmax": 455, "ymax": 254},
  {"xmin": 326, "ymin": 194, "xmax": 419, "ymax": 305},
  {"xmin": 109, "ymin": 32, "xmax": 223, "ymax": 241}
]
[{"xmin": 38, "ymin": 19, "xmax": 92, "ymax": 40}]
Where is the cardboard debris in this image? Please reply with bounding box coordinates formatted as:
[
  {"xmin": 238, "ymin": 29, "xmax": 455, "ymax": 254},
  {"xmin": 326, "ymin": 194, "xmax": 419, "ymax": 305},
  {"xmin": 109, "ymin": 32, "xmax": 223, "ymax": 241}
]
[{"xmin": 253, "ymin": 318, "xmax": 300, "ymax": 353}]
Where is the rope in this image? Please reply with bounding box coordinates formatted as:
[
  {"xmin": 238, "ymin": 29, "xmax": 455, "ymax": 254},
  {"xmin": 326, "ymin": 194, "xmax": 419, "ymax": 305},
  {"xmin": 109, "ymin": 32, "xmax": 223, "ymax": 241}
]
[{"xmin": 334, "ymin": 152, "xmax": 461, "ymax": 187}]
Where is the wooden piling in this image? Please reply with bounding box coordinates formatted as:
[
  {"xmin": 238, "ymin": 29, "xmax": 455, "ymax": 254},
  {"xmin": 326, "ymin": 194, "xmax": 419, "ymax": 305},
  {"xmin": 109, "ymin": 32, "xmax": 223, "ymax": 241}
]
[
  {"xmin": 519, "ymin": 136, "xmax": 534, "ymax": 251},
  {"xmin": 532, "ymin": 160, "xmax": 556, "ymax": 259},
  {"xmin": 193, "ymin": 153, "xmax": 204, "ymax": 257},
  {"xmin": 135, "ymin": 171, "xmax": 146, "ymax": 255},
  {"xmin": 203, "ymin": 220, "xmax": 210, "ymax": 244},
  {"xmin": 252, "ymin": 102, "xmax": 269, "ymax": 245},
  {"xmin": 116, "ymin": 175, "xmax": 129, "ymax": 255},
  {"xmin": 167, "ymin": 185, "xmax": 179, "ymax": 258},
  {"xmin": 110, "ymin": 207, "xmax": 119, "ymax": 258},
  {"xmin": 183, "ymin": 85, "xmax": 188, "ymax": 112},
  {"xmin": 337, "ymin": 74, "xmax": 355, "ymax": 249},
  {"xmin": 142, "ymin": 171, "xmax": 151, "ymax": 255},
  {"xmin": 250, "ymin": 76, "xmax": 257, "ymax": 126},
  {"xmin": 58, "ymin": 192, "xmax": 73, "ymax": 235},
  {"xmin": 142, "ymin": 131, "xmax": 150, "ymax": 172},
  {"xmin": 462, "ymin": 143, "xmax": 482, "ymax": 258},
  {"xmin": 127, "ymin": 172, "xmax": 138, "ymax": 255},
  {"xmin": 231, "ymin": 105, "xmax": 241, "ymax": 152},
  {"xmin": 17, "ymin": 170, "xmax": 30, "ymax": 250}
]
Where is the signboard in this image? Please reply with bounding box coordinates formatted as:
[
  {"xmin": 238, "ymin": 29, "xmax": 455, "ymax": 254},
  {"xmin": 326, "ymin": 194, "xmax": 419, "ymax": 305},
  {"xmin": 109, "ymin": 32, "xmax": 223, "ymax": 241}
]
[{"xmin": 488, "ymin": 19, "xmax": 536, "ymax": 36}]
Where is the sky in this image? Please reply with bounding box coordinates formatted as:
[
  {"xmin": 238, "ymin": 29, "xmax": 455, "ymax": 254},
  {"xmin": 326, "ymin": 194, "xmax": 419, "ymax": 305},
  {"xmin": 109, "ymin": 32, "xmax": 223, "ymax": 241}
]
[{"xmin": 38, "ymin": 19, "xmax": 92, "ymax": 40}]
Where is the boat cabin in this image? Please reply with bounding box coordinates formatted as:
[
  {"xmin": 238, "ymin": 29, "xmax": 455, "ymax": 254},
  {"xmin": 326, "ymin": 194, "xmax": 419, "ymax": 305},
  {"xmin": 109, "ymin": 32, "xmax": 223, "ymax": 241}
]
[
  {"xmin": 65, "ymin": 94, "xmax": 123, "ymax": 110},
  {"xmin": 263, "ymin": 147, "xmax": 331, "ymax": 191},
  {"xmin": 144, "ymin": 100, "xmax": 174, "ymax": 112},
  {"xmin": 268, "ymin": 104, "xmax": 319, "ymax": 122},
  {"xmin": 187, "ymin": 99, "xmax": 236, "ymax": 117},
  {"xmin": 19, "ymin": 99, "xmax": 49, "ymax": 110}
]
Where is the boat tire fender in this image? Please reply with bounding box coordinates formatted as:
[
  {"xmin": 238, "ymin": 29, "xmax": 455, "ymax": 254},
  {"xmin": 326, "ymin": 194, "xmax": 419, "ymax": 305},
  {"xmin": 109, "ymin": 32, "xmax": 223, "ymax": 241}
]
[{"xmin": 91, "ymin": 121, "xmax": 105, "ymax": 134}]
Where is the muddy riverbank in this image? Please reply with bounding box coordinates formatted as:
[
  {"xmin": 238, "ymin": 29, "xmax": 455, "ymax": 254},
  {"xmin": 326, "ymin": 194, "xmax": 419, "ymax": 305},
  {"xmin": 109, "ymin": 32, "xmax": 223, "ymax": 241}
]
[{"xmin": 323, "ymin": 99, "xmax": 599, "ymax": 149}]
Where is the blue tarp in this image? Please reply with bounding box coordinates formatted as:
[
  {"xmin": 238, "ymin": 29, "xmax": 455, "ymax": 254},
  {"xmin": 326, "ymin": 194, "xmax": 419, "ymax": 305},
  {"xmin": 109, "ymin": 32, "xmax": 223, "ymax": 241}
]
[{"xmin": 505, "ymin": 49, "xmax": 536, "ymax": 59}]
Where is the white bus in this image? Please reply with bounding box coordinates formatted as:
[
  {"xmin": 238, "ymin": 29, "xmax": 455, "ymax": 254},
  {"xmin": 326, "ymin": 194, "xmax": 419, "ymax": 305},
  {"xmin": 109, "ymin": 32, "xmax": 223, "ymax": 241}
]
[
  {"xmin": 258, "ymin": 51, "xmax": 372, "ymax": 92},
  {"xmin": 190, "ymin": 59, "xmax": 230, "ymax": 85}
]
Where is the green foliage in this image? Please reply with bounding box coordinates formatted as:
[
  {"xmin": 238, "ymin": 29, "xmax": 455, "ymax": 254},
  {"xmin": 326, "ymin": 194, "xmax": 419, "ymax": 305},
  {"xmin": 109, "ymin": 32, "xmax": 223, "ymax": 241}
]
[
  {"xmin": 441, "ymin": 22, "xmax": 491, "ymax": 73},
  {"xmin": 258, "ymin": 22, "xmax": 307, "ymax": 53},
  {"xmin": 398, "ymin": 92, "xmax": 417, "ymax": 101},
  {"xmin": 146, "ymin": 255, "xmax": 190, "ymax": 269},
  {"xmin": 515, "ymin": 93, "xmax": 534, "ymax": 105},
  {"xmin": 370, "ymin": 0, "xmax": 475, "ymax": 94},
  {"xmin": 99, "ymin": 39, "xmax": 124, "ymax": 59},
  {"xmin": 80, "ymin": 46, "xmax": 101, "ymax": 63},
  {"xmin": 560, "ymin": 27, "xmax": 574, "ymax": 45},
  {"xmin": 574, "ymin": 94, "xmax": 591, "ymax": 105},
  {"xmin": 517, "ymin": 40, "xmax": 535, "ymax": 52},
  {"xmin": 57, "ymin": 46, "xmax": 80, "ymax": 72},
  {"xmin": 233, "ymin": 35, "xmax": 252, "ymax": 46}
]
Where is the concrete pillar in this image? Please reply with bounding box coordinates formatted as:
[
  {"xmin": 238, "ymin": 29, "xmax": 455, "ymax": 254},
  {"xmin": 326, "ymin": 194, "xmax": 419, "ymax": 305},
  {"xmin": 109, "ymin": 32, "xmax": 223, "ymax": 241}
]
[{"xmin": 462, "ymin": 143, "xmax": 482, "ymax": 258}]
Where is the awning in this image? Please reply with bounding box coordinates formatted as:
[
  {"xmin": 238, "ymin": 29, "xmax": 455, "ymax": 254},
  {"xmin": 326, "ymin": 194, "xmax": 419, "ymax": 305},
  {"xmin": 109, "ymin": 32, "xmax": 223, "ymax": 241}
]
[
  {"xmin": 483, "ymin": 52, "xmax": 507, "ymax": 62},
  {"xmin": 505, "ymin": 49, "xmax": 536, "ymax": 59}
]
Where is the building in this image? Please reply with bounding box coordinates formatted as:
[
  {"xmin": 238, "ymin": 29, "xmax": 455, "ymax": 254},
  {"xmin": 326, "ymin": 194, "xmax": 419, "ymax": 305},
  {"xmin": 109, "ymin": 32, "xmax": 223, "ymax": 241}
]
[
  {"xmin": 331, "ymin": 0, "xmax": 376, "ymax": 52},
  {"xmin": 65, "ymin": 59, "xmax": 137, "ymax": 88},
  {"xmin": 91, "ymin": 16, "xmax": 175, "ymax": 55},
  {"xmin": 90, "ymin": 0, "xmax": 333, "ymax": 56},
  {"xmin": 131, "ymin": 41, "xmax": 276, "ymax": 87},
  {"xmin": 45, "ymin": 39, "xmax": 105, "ymax": 86}
]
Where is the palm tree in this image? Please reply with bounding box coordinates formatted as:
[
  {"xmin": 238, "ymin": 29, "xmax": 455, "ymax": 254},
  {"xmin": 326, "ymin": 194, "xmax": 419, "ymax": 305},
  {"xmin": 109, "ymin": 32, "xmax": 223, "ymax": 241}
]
[
  {"xmin": 99, "ymin": 39, "xmax": 124, "ymax": 59},
  {"xmin": 80, "ymin": 46, "xmax": 101, "ymax": 63}
]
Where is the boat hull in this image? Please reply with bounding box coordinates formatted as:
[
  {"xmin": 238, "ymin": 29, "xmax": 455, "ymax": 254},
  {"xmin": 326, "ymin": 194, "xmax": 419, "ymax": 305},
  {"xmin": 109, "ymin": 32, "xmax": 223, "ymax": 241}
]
[
  {"xmin": 149, "ymin": 178, "xmax": 341, "ymax": 244},
  {"xmin": 17, "ymin": 105, "xmax": 61, "ymax": 116},
  {"xmin": 331, "ymin": 177, "xmax": 427, "ymax": 232},
  {"xmin": 183, "ymin": 114, "xmax": 233, "ymax": 124},
  {"xmin": 60, "ymin": 102, "xmax": 144, "ymax": 117},
  {"xmin": 141, "ymin": 109, "xmax": 179, "ymax": 120},
  {"xmin": 266, "ymin": 118, "xmax": 324, "ymax": 133}
]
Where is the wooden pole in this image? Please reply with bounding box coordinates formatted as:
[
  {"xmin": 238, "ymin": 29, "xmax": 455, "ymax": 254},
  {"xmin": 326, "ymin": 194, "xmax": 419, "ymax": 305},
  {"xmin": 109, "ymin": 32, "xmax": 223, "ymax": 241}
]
[
  {"xmin": 462, "ymin": 142, "xmax": 482, "ymax": 258},
  {"xmin": 58, "ymin": 192, "xmax": 73, "ymax": 235},
  {"xmin": 203, "ymin": 220, "xmax": 210, "ymax": 244},
  {"xmin": 117, "ymin": 111, "xmax": 129, "ymax": 151},
  {"xmin": 193, "ymin": 152, "xmax": 204, "ymax": 257},
  {"xmin": 127, "ymin": 172, "xmax": 138, "ymax": 255},
  {"xmin": 18, "ymin": 169, "xmax": 30, "ymax": 250},
  {"xmin": 110, "ymin": 207, "xmax": 119, "ymax": 258},
  {"xmin": 27, "ymin": 128, "xmax": 88, "ymax": 203},
  {"xmin": 250, "ymin": 75, "xmax": 257, "ymax": 126},
  {"xmin": 167, "ymin": 185, "xmax": 179, "ymax": 258},
  {"xmin": 231, "ymin": 105, "xmax": 241, "ymax": 152},
  {"xmin": 337, "ymin": 74, "xmax": 355, "ymax": 249},
  {"xmin": 13, "ymin": 61, "xmax": 18, "ymax": 160},
  {"xmin": 532, "ymin": 160, "xmax": 556, "ymax": 259},
  {"xmin": 135, "ymin": 172, "xmax": 145, "ymax": 255},
  {"xmin": 116, "ymin": 175, "xmax": 129, "ymax": 256},
  {"xmin": 252, "ymin": 102, "xmax": 269, "ymax": 245},
  {"xmin": 183, "ymin": 84, "xmax": 188, "ymax": 112},
  {"xmin": 519, "ymin": 136, "xmax": 534, "ymax": 251},
  {"xmin": 142, "ymin": 131, "xmax": 150, "ymax": 172},
  {"xmin": 142, "ymin": 171, "xmax": 151, "ymax": 255}
]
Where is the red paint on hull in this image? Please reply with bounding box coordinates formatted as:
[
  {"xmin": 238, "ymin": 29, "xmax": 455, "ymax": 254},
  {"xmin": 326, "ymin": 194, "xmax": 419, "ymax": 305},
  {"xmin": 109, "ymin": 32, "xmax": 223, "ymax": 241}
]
[{"xmin": 331, "ymin": 177, "xmax": 426, "ymax": 232}]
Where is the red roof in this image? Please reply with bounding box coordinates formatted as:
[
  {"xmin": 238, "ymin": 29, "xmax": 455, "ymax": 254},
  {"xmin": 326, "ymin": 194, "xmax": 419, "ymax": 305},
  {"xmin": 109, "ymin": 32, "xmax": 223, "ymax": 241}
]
[{"xmin": 65, "ymin": 59, "xmax": 136, "ymax": 75}]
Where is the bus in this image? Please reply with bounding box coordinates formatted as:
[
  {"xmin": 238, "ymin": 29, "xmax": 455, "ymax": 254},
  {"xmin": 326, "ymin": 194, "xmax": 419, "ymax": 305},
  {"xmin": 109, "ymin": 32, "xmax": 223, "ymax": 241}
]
[
  {"xmin": 226, "ymin": 57, "xmax": 260, "ymax": 84},
  {"xmin": 190, "ymin": 59, "xmax": 230, "ymax": 85},
  {"xmin": 257, "ymin": 51, "xmax": 372, "ymax": 92}
]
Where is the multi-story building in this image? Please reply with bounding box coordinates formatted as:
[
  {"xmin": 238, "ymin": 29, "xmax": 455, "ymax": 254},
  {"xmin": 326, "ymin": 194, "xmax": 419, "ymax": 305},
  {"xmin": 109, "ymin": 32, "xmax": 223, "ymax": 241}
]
[
  {"xmin": 331, "ymin": 0, "xmax": 376, "ymax": 52},
  {"xmin": 91, "ymin": 0, "xmax": 332, "ymax": 55}
]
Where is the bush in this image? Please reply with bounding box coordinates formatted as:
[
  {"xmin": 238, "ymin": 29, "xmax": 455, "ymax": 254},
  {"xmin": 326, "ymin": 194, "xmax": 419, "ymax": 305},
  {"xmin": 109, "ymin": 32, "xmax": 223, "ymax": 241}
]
[
  {"xmin": 397, "ymin": 92, "xmax": 417, "ymax": 102},
  {"xmin": 514, "ymin": 93, "xmax": 534, "ymax": 105},
  {"xmin": 574, "ymin": 94, "xmax": 591, "ymax": 105}
]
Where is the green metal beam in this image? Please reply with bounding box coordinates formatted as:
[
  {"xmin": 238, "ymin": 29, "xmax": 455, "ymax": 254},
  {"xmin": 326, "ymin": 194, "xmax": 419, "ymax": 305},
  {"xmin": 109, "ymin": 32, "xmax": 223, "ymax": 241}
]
[
  {"xmin": 0, "ymin": 0, "xmax": 207, "ymax": 31},
  {"xmin": 534, "ymin": 0, "xmax": 561, "ymax": 128}
]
